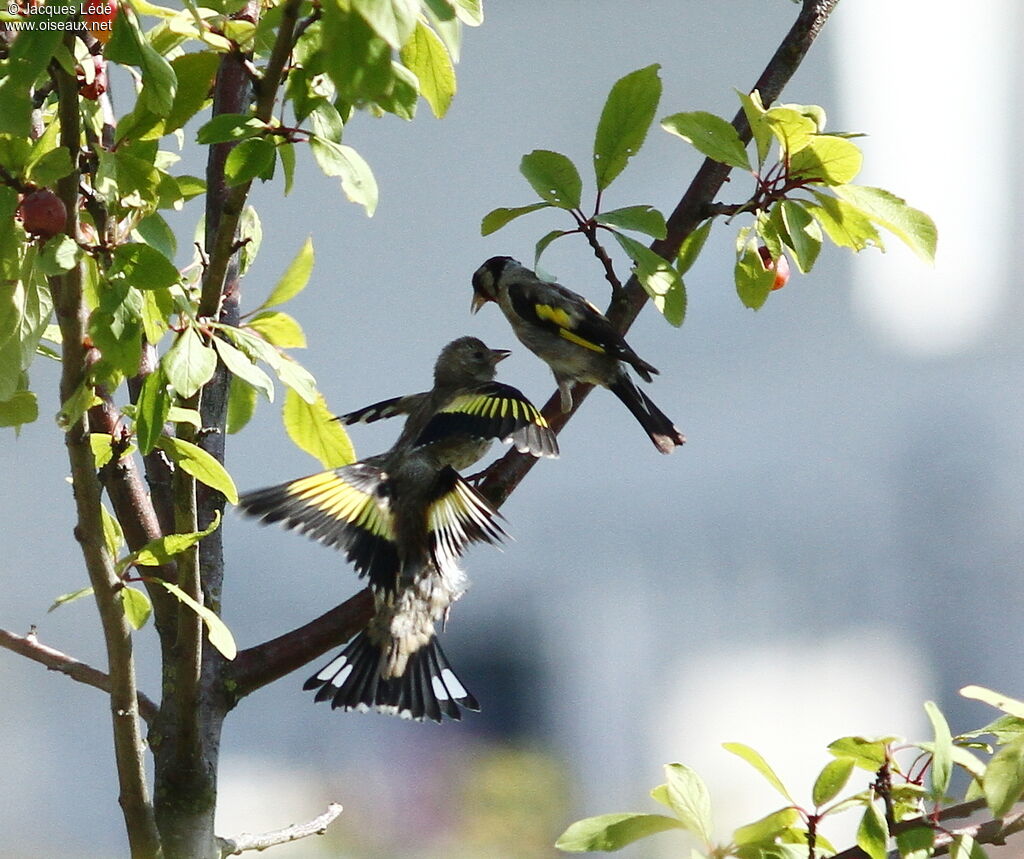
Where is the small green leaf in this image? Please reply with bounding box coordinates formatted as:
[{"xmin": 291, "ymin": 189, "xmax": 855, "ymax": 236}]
[
  {"xmin": 734, "ymin": 239, "xmax": 776, "ymax": 310},
  {"xmin": 48, "ymin": 585, "xmax": 95, "ymax": 613},
  {"xmin": 134, "ymin": 368, "xmax": 170, "ymax": 455},
  {"xmin": 167, "ymin": 406, "xmax": 201, "ymax": 427},
  {"xmin": 612, "ymin": 233, "xmax": 685, "ymax": 326},
  {"xmin": 778, "ymin": 200, "xmax": 822, "ymax": 274},
  {"xmin": 163, "ymin": 328, "xmax": 217, "ymax": 399},
  {"xmin": 37, "ymin": 235, "xmax": 80, "ymax": 276},
  {"xmin": 805, "ymin": 192, "xmax": 882, "ymax": 252},
  {"xmin": 812, "ymin": 757, "xmax": 855, "ymax": 807},
  {"xmin": 156, "ymin": 436, "xmax": 239, "ymax": 505},
  {"xmin": 100, "ymin": 502, "xmax": 124, "ymax": 558},
  {"xmin": 924, "ymin": 700, "xmax": 953, "ymax": 799},
  {"xmin": 763, "ymin": 107, "xmax": 817, "ymax": 156},
  {"xmin": 856, "ymin": 802, "xmax": 889, "ymax": 859},
  {"xmin": 833, "ymin": 184, "xmax": 937, "ymax": 263},
  {"xmin": 135, "ymin": 213, "xmax": 177, "ymax": 261},
  {"xmin": 283, "ymin": 388, "xmax": 355, "ymax": 468},
  {"xmin": 534, "ymin": 229, "xmax": 568, "ymax": 267},
  {"xmin": 733, "ymin": 806, "xmax": 800, "ymax": 846},
  {"xmin": 790, "ymin": 135, "xmax": 863, "ymax": 186},
  {"xmin": 274, "ymin": 356, "xmax": 319, "ymax": 404},
  {"xmin": 246, "ymin": 311, "xmax": 307, "ymax": 349},
  {"xmin": 595, "ymin": 205, "xmax": 667, "ymax": 239},
  {"xmin": 723, "ymin": 743, "xmax": 794, "ymax": 802},
  {"xmin": 663, "ymin": 763, "xmax": 713, "ymax": 842},
  {"xmin": 224, "ymin": 137, "xmax": 277, "ymax": 186},
  {"xmin": 400, "ymin": 20, "xmax": 456, "ymax": 118},
  {"xmin": 90, "ymin": 432, "xmax": 116, "ymax": 469},
  {"xmin": 260, "ymin": 237, "xmax": 314, "ymax": 310},
  {"xmin": 226, "ymin": 375, "xmax": 258, "ymax": 435},
  {"xmin": 649, "ymin": 783, "xmax": 672, "ymax": 810},
  {"xmin": 960, "ymin": 686, "xmax": 1024, "ymax": 719},
  {"xmin": 555, "ymin": 813, "xmax": 684, "ymax": 853},
  {"xmin": 661, "ymin": 111, "xmax": 750, "ymax": 170},
  {"xmin": 982, "ymin": 733, "xmax": 1024, "ymax": 817},
  {"xmin": 520, "ymin": 150, "xmax": 583, "ymax": 210},
  {"xmin": 949, "ymin": 833, "xmax": 988, "ymax": 859},
  {"xmin": 196, "ymin": 113, "xmax": 268, "ymax": 145},
  {"xmin": 132, "ymin": 511, "xmax": 222, "ymax": 567},
  {"xmin": 57, "ymin": 383, "xmax": 101, "ymax": 431},
  {"xmin": 0, "ymin": 390, "xmax": 38, "ymax": 428},
  {"xmin": 164, "ymin": 51, "xmax": 221, "ymax": 135},
  {"xmin": 480, "ymin": 202, "xmax": 551, "ymax": 236},
  {"xmin": 826, "ymin": 736, "xmax": 895, "ymax": 771},
  {"xmin": 594, "ymin": 64, "xmax": 662, "ymax": 191},
  {"xmin": 109, "ymin": 243, "xmax": 180, "ymax": 291},
  {"xmin": 736, "ymin": 88, "xmax": 772, "ymax": 165},
  {"xmin": 212, "ymin": 337, "xmax": 274, "ymax": 401},
  {"xmin": 26, "ymin": 148, "xmax": 73, "ymax": 186},
  {"xmin": 677, "ymin": 219, "xmax": 713, "ymax": 275},
  {"xmin": 279, "ymin": 142, "xmax": 296, "ymax": 195},
  {"xmin": 119, "ymin": 587, "xmax": 152, "ymax": 630},
  {"xmin": 156, "ymin": 579, "xmax": 237, "ymax": 659},
  {"xmin": 310, "ymin": 137, "xmax": 378, "ymax": 216},
  {"xmin": 895, "ymin": 826, "xmax": 934, "ymax": 859}
]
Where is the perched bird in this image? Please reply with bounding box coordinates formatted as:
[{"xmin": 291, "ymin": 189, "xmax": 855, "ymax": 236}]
[
  {"xmin": 238, "ymin": 337, "xmax": 557, "ymax": 721},
  {"xmin": 472, "ymin": 256, "xmax": 686, "ymax": 454}
]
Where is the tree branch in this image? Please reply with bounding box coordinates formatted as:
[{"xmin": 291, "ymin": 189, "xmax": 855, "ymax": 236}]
[
  {"xmin": 216, "ymin": 802, "xmax": 343, "ymax": 856},
  {"xmin": 478, "ymin": 0, "xmax": 842, "ymax": 507},
  {"xmin": 227, "ymin": 588, "xmax": 374, "ymax": 702},
  {"xmin": 50, "ymin": 39, "xmax": 161, "ymax": 859},
  {"xmin": 0, "ymin": 627, "xmax": 159, "ymax": 726}
]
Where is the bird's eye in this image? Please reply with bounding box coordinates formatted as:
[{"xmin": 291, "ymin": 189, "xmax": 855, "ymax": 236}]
[{"xmin": 473, "ymin": 351, "xmax": 485, "ymax": 360}]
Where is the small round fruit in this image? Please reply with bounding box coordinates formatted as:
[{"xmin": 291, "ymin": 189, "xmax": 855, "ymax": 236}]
[
  {"xmin": 17, "ymin": 189, "xmax": 67, "ymax": 239},
  {"xmin": 758, "ymin": 245, "xmax": 791, "ymax": 291}
]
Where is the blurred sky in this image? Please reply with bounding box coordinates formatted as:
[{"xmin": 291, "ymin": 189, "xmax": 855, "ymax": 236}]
[{"xmin": 2, "ymin": 1, "xmax": 1023, "ymax": 856}]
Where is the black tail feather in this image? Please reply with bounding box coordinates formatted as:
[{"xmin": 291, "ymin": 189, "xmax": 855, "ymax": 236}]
[{"xmin": 608, "ymin": 374, "xmax": 685, "ymax": 454}]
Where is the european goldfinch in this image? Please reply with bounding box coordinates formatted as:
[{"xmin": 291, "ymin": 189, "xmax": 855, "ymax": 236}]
[
  {"xmin": 472, "ymin": 256, "xmax": 685, "ymax": 454},
  {"xmin": 238, "ymin": 337, "xmax": 556, "ymax": 721}
]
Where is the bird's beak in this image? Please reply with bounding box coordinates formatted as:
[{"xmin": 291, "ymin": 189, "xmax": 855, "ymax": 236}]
[
  {"xmin": 491, "ymin": 349, "xmax": 511, "ymax": 363},
  {"xmin": 471, "ymin": 293, "xmax": 486, "ymax": 314}
]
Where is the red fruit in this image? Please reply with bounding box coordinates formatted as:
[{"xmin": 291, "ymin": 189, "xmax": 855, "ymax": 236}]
[
  {"xmin": 83, "ymin": 1, "xmax": 119, "ymax": 45},
  {"xmin": 17, "ymin": 189, "xmax": 67, "ymax": 239},
  {"xmin": 78, "ymin": 56, "xmax": 108, "ymax": 100},
  {"xmin": 758, "ymin": 245, "xmax": 791, "ymax": 291}
]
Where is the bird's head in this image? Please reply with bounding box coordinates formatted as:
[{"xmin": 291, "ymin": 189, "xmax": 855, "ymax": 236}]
[
  {"xmin": 471, "ymin": 256, "xmax": 517, "ymax": 313},
  {"xmin": 435, "ymin": 336, "xmax": 510, "ymax": 387}
]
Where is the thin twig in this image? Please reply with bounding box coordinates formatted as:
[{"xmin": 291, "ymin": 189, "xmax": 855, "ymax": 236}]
[
  {"xmin": 216, "ymin": 802, "xmax": 343, "ymax": 856},
  {"xmin": 0, "ymin": 627, "xmax": 159, "ymax": 726}
]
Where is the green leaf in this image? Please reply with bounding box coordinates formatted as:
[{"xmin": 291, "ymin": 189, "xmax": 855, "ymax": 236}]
[
  {"xmin": 734, "ymin": 238, "xmax": 776, "ymax": 310},
  {"xmin": 238, "ymin": 205, "xmax": 262, "ymax": 275},
  {"xmin": 134, "ymin": 368, "xmax": 170, "ymax": 455},
  {"xmin": 57, "ymin": 383, "xmax": 101, "ymax": 431},
  {"xmin": 812, "ymin": 757, "xmax": 855, "ymax": 808},
  {"xmin": 662, "ymin": 110, "xmax": 751, "ymax": 171},
  {"xmin": 924, "ymin": 700, "xmax": 953, "ymax": 799},
  {"xmin": 594, "ymin": 64, "xmax": 662, "ymax": 191},
  {"xmin": 833, "ymin": 184, "xmax": 937, "ymax": 263},
  {"xmin": 733, "ymin": 807, "xmax": 800, "ymax": 846},
  {"xmin": 309, "ymin": 137, "xmax": 378, "ymax": 216},
  {"xmin": 99, "ymin": 502, "xmax": 125, "ymax": 558},
  {"xmin": 167, "ymin": 406, "xmax": 201, "ymax": 428},
  {"xmin": 132, "ymin": 511, "xmax": 221, "ymax": 567},
  {"xmin": 109, "ymin": 243, "xmax": 180, "ymax": 290},
  {"xmin": 212, "ymin": 336, "xmax": 274, "ymax": 401},
  {"xmin": 663, "ymin": 763, "xmax": 712, "ymax": 842},
  {"xmin": 135, "ymin": 213, "xmax": 177, "ymax": 261},
  {"xmin": 226, "ymin": 375, "xmax": 258, "ymax": 435},
  {"xmin": 790, "ymin": 135, "xmax": 862, "ymax": 186},
  {"xmin": 595, "ymin": 205, "xmax": 667, "ymax": 239},
  {"xmin": 163, "ymin": 327, "xmax": 217, "ymax": 399},
  {"xmin": 196, "ymin": 114, "xmax": 268, "ymax": 145},
  {"xmin": 164, "ymin": 52, "xmax": 220, "ymax": 135},
  {"xmin": 895, "ymin": 826, "xmax": 934, "ymax": 859},
  {"xmin": 220, "ymin": 325, "xmax": 318, "ymax": 403},
  {"xmin": 778, "ymin": 200, "xmax": 822, "ymax": 273},
  {"xmin": 960, "ymin": 686, "xmax": 1024, "ymax": 719},
  {"xmin": 90, "ymin": 432, "xmax": 116, "ymax": 469},
  {"xmin": 119, "ymin": 587, "xmax": 152, "ymax": 630},
  {"xmin": 279, "ymin": 141, "xmax": 296, "ymax": 195},
  {"xmin": 534, "ymin": 229, "xmax": 568, "ymax": 267},
  {"xmin": 156, "ymin": 579, "xmax": 237, "ymax": 659},
  {"xmin": 805, "ymin": 192, "xmax": 882, "ymax": 252},
  {"xmin": 0, "ymin": 390, "xmax": 38, "ymax": 428},
  {"xmin": 480, "ymin": 202, "xmax": 551, "ymax": 236},
  {"xmin": 105, "ymin": 7, "xmax": 177, "ymax": 116},
  {"xmin": 37, "ymin": 235, "xmax": 79, "ymax": 277},
  {"xmin": 400, "ymin": 20, "xmax": 456, "ymax": 118},
  {"xmin": 555, "ymin": 813, "xmax": 684, "ymax": 853},
  {"xmin": 48, "ymin": 585, "xmax": 95, "ymax": 613},
  {"xmin": 320, "ymin": 6, "xmax": 393, "ymax": 103},
  {"xmin": 353, "ymin": 0, "xmax": 418, "ymax": 49},
  {"xmin": 737, "ymin": 88, "xmax": 772, "ymax": 165},
  {"xmin": 856, "ymin": 802, "xmax": 889, "ymax": 859},
  {"xmin": 260, "ymin": 237, "xmax": 314, "ymax": 310},
  {"xmin": 723, "ymin": 743, "xmax": 794, "ymax": 802},
  {"xmin": 827, "ymin": 736, "xmax": 895, "ymax": 772},
  {"xmin": 224, "ymin": 137, "xmax": 277, "ymax": 186},
  {"xmin": 763, "ymin": 107, "xmax": 817, "ymax": 156},
  {"xmin": 246, "ymin": 311, "xmax": 307, "ymax": 349},
  {"xmin": 26, "ymin": 148, "xmax": 73, "ymax": 186},
  {"xmin": 520, "ymin": 150, "xmax": 583, "ymax": 210},
  {"xmin": 949, "ymin": 833, "xmax": 987, "ymax": 859},
  {"xmin": 156, "ymin": 436, "xmax": 239, "ymax": 504},
  {"xmin": 612, "ymin": 233, "xmax": 685, "ymax": 326},
  {"xmin": 982, "ymin": 733, "xmax": 1024, "ymax": 816},
  {"xmin": 677, "ymin": 218, "xmax": 712, "ymax": 275},
  {"xmin": 283, "ymin": 388, "xmax": 355, "ymax": 468}
]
